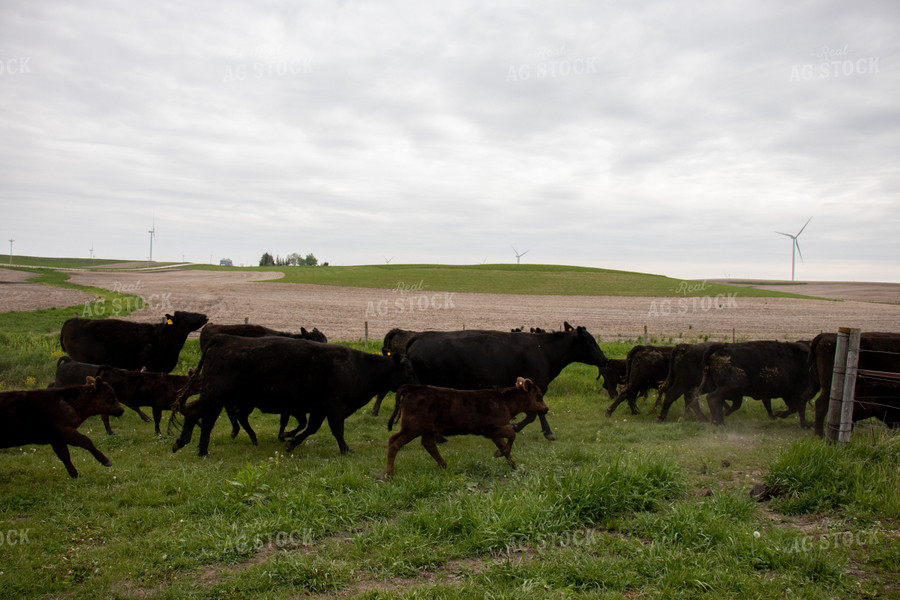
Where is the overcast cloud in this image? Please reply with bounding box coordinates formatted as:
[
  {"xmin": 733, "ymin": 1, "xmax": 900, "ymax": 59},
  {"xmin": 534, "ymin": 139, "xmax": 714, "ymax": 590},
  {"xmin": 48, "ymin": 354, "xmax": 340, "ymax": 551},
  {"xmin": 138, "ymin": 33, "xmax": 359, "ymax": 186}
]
[{"xmin": 1, "ymin": 0, "xmax": 898, "ymax": 281}]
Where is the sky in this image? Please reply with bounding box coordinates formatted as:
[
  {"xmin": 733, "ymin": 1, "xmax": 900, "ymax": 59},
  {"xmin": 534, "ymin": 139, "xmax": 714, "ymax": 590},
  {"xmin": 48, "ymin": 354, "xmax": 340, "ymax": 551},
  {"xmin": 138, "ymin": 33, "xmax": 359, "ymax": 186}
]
[{"xmin": 1, "ymin": 0, "xmax": 898, "ymax": 281}]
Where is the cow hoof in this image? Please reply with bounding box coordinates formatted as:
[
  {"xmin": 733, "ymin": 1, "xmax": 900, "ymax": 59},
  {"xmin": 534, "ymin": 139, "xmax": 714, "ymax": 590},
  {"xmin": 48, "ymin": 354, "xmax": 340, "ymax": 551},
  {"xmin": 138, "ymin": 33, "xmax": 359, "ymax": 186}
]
[
  {"xmin": 230, "ymin": 431, "xmax": 239, "ymax": 440},
  {"xmin": 655, "ymin": 416, "xmax": 665, "ymax": 423},
  {"xmin": 543, "ymin": 432, "xmax": 556, "ymax": 441},
  {"xmin": 102, "ymin": 459, "xmax": 113, "ymax": 467}
]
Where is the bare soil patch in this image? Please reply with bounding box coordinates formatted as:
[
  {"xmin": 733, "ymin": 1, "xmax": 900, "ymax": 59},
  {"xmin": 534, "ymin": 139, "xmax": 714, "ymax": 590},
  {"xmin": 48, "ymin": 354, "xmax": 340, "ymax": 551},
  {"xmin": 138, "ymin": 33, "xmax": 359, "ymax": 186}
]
[
  {"xmin": 710, "ymin": 279, "xmax": 900, "ymax": 304},
  {"xmin": 47, "ymin": 270, "xmax": 900, "ymax": 342},
  {"xmin": 0, "ymin": 268, "xmax": 97, "ymax": 313}
]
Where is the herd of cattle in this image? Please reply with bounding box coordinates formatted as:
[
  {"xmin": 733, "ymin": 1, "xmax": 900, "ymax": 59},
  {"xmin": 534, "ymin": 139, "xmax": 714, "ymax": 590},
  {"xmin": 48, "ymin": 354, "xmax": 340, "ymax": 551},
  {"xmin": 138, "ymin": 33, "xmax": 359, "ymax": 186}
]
[{"xmin": 1, "ymin": 309, "xmax": 898, "ymax": 479}]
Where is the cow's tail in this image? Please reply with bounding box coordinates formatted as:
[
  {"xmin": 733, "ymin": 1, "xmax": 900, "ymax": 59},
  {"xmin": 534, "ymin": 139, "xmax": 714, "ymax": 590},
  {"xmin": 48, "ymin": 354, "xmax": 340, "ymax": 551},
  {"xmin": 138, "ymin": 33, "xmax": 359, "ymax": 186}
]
[
  {"xmin": 387, "ymin": 386, "xmax": 407, "ymax": 431},
  {"xmin": 57, "ymin": 355, "xmax": 72, "ymax": 367},
  {"xmin": 807, "ymin": 334, "xmax": 825, "ymax": 385},
  {"xmin": 167, "ymin": 349, "xmax": 206, "ymax": 433}
]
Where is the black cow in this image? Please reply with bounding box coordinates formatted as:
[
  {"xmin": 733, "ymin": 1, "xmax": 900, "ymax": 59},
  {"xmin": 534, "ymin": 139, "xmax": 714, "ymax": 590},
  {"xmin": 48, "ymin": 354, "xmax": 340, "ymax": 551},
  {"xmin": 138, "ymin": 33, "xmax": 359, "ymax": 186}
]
[
  {"xmin": 655, "ymin": 343, "xmax": 724, "ymax": 422},
  {"xmin": 370, "ymin": 328, "xmax": 420, "ymax": 416},
  {"xmin": 597, "ymin": 359, "xmax": 627, "ymax": 401},
  {"xmin": 808, "ymin": 332, "xmax": 900, "ymax": 436},
  {"xmin": 605, "ymin": 346, "xmax": 674, "ymax": 417},
  {"xmin": 60, "ymin": 311, "xmax": 208, "ymax": 373},
  {"xmin": 385, "ymin": 377, "xmax": 549, "ymax": 477},
  {"xmin": 0, "ymin": 377, "xmax": 123, "ymax": 478},
  {"xmin": 51, "ymin": 358, "xmax": 200, "ymax": 435},
  {"xmin": 403, "ymin": 322, "xmax": 608, "ymax": 440},
  {"xmin": 700, "ymin": 341, "xmax": 819, "ymax": 427},
  {"xmin": 199, "ymin": 322, "xmax": 327, "ymax": 351},
  {"xmin": 198, "ymin": 323, "xmax": 328, "ymax": 440},
  {"xmin": 172, "ymin": 335, "xmax": 418, "ymax": 456}
]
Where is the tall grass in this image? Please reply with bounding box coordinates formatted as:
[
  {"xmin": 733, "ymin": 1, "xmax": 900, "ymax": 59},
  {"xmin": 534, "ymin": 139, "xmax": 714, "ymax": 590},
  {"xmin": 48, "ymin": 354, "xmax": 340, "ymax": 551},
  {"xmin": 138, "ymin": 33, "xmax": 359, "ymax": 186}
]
[{"xmin": 764, "ymin": 432, "xmax": 900, "ymax": 519}]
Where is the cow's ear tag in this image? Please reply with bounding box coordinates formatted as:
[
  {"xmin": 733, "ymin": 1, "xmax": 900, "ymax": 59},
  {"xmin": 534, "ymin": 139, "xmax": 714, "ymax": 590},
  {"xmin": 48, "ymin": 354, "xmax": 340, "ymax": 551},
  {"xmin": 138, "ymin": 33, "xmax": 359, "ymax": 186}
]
[
  {"xmin": 386, "ymin": 350, "xmax": 392, "ymax": 356},
  {"xmin": 166, "ymin": 318, "xmax": 174, "ymax": 325}
]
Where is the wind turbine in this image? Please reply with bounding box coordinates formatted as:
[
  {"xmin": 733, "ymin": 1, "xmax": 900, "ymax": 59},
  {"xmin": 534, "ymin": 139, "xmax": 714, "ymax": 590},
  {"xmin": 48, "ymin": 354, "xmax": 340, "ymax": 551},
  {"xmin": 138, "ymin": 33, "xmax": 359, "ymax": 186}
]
[
  {"xmin": 383, "ymin": 255, "xmax": 394, "ymax": 264},
  {"xmin": 148, "ymin": 218, "xmax": 157, "ymax": 264},
  {"xmin": 512, "ymin": 246, "xmax": 529, "ymax": 265},
  {"xmin": 775, "ymin": 217, "xmax": 811, "ymax": 281},
  {"xmin": 89, "ymin": 242, "xmax": 94, "ymax": 266}
]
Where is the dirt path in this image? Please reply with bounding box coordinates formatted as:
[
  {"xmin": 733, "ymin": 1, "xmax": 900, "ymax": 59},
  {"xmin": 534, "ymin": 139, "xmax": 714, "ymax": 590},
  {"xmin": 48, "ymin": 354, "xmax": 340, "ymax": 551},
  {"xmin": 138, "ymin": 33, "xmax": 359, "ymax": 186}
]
[
  {"xmin": 50, "ymin": 270, "xmax": 900, "ymax": 342},
  {"xmin": 0, "ymin": 268, "xmax": 97, "ymax": 313}
]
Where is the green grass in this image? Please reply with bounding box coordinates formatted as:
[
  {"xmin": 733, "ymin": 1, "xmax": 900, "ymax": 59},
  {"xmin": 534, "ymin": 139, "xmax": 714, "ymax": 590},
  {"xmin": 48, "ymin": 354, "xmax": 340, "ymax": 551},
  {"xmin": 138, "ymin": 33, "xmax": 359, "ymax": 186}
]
[
  {"xmin": 1, "ymin": 255, "xmax": 139, "ymax": 269},
  {"xmin": 264, "ymin": 263, "xmax": 814, "ymax": 298},
  {"xmin": 1, "ymin": 328, "xmax": 897, "ymax": 598}
]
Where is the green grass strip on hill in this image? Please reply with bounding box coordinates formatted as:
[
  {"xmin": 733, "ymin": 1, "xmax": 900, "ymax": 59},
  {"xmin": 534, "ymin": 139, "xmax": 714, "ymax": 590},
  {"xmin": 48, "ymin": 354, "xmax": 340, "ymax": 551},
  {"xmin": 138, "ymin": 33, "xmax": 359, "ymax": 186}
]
[{"xmin": 237, "ymin": 264, "xmax": 813, "ymax": 298}]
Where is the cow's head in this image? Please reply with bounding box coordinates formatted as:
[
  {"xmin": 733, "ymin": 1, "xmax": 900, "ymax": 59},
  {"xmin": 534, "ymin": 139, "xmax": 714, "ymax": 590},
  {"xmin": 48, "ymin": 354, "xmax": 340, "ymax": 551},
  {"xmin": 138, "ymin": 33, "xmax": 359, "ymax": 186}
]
[
  {"xmin": 388, "ymin": 353, "xmax": 419, "ymax": 390},
  {"xmin": 167, "ymin": 311, "xmax": 209, "ymax": 333},
  {"xmin": 301, "ymin": 327, "xmax": 328, "ymax": 343},
  {"xmin": 515, "ymin": 377, "xmax": 548, "ymax": 414},
  {"xmin": 565, "ymin": 325, "xmax": 609, "ymax": 368},
  {"xmin": 84, "ymin": 376, "xmax": 125, "ymax": 417}
]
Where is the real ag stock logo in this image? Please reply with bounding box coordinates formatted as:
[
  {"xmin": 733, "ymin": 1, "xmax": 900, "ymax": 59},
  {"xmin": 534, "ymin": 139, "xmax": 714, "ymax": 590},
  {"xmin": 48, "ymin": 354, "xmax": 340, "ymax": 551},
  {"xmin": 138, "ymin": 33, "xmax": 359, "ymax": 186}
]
[
  {"xmin": 364, "ymin": 280, "xmax": 456, "ymax": 318},
  {"xmin": 647, "ymin": 280, "xmax": 738, "ymax": 317}
]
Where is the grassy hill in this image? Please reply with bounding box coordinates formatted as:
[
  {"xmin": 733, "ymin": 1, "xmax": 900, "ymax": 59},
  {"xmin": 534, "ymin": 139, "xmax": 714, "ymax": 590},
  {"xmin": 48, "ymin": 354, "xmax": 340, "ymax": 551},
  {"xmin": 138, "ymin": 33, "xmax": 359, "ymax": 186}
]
[
  {"xmin": 3, "ymin": 257, "xmax": 813, "ymax": 298},
  {"xmin": 259, "ymin": 264, "xmax": 811, "ymax": 298}
]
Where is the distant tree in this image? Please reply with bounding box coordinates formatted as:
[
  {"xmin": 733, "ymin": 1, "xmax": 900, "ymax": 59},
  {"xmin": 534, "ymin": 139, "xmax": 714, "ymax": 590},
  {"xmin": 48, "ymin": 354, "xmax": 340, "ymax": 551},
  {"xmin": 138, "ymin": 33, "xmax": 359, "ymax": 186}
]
[
  {"xmin": 259, "ymin": 252, "xmax": 275, "ymax": 267},
  {"xmin": 219, "ymin": 258, "xmax": 233, "ymax": 267},
  {"xmin": 287, "ymin": 252, "xmax": 302, "ymax": 266},
  {"xmin": 304, "ymin": 253, "xmax": 318, "ymax": 267}
]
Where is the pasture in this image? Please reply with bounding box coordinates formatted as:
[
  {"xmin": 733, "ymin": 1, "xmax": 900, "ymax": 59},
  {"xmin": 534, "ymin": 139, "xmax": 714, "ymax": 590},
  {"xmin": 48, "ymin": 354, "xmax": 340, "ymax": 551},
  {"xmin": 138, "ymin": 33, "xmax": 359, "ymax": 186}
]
[{"xmin": 0, "ymin": 265, "xmax": 898, "ymax": 599}]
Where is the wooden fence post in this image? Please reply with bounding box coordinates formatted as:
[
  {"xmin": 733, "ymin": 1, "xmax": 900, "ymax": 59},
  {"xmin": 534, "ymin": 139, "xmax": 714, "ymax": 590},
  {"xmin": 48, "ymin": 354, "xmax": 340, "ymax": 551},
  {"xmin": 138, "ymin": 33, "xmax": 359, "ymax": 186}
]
[
  {"xmin": 643, "ymin": 325, "xmax": 648, "ymax": 345},
  {"xmin": 825, "ymin": 328, "xmax": 850, "ymax": 444},
  {"xmin": 837, "ymin": 328, "xmax": 861, "ymax": 444},
  {"xmin": 364, "ymin": 321, "xmax": 369, "ymax": 349}
]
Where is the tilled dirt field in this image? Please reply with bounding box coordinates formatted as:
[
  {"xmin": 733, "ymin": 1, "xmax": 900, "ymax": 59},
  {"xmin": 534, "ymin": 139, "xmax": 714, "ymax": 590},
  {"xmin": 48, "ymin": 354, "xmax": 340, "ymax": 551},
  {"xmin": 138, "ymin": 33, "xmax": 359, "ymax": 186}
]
[{"xmin": 28, "ymin": 269, "xmax": 896, "ymax": 342}]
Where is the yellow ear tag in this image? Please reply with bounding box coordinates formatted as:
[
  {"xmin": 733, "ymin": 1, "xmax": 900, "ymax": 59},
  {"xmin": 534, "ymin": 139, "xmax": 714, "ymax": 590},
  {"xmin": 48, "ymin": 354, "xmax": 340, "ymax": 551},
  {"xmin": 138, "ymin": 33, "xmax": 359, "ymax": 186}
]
[
  {"xmin": 386, "ymin": 350, "xmax": 392, "ymax": 356},
  {"xmin": 167, "ymin": 318, "xmax": 174, "ymax": 325}
]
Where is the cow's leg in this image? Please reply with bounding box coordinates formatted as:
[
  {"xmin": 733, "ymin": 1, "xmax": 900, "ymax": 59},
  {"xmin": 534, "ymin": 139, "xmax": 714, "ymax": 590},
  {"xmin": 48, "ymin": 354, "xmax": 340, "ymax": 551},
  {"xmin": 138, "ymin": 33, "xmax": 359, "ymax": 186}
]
[
  {"xmin": 686, "ymin": 389, "xmax": 708, "ymax": 421},
  {"xmin": 225, "ymin": 405, "xmax": 241, "ymax": 440},
  {"xmin": 324, "ymin": 411, "xmax": 352, "ymax": 454},
  {"xmin": 537, "ymin": 412, "xmax": 555, "ymax": 441},
  {"xmin": 277, "ymin": 413, "xmax": 290, "ymax": 440},
  {"xmin": 420, "ymin": 433, "xmax": 448, "ymax": 469},
  {"xmin": 723, "ymin": 397, "xmax": 743, "ymax": 416},
  {"xmin": 707, "ymin": 392, "xmax": 727, "ymax": 425},
  {"xmin": 153, "ymin": 406, "xmax": 163, "ymax": 435},
  {"xmin": 172, "ymin": 402, "xmax": 204, "ymax": 452},
  {"xmin": 371, "ymin": 392, "xmax": 388, "ymax": 417},
  {"xmin": 132, "ymin": 406, "xmax": 153, "ymax": 423},
  {"xmin": 195, "ymin": 407, "xmax": 223, "ymax": 457},
  {"xmin": 50, "ymin": 441, "xmax": 79, "ymax": 478},
  {"xmin": 511, "ymin": 412, "xmax": 535, "ymax": 431},
  {"xmin": 656, "ymin": 387, "xmax": 679, "ymax": 422},
  {"xmin": 281, "ymin": 413, "xmax": 308, "ymax": 439},
  {"xmin": 606, "ymin": 386, "xmax": 638, "ymax": 416},
  {"xmin": 285, "ymin": 412, "xmax": 327, "ymax": 452},
  {"xmin": 760, "ymin": 398, "xmax": 776, "ymax": 418},
  {"xmin": 385, "ymin": 429, "xmax": 418, "ymax": 478},
  {"xmin": 59, "ymin": 429, "xmax": 113, "ymax": 467},
  {"xmin": 814, "ymin": 392, "xmax": 828, "ymax": 437},
  {"xmin": 102, "ymin": 414, "xmax": 115, "ymax": 435},
  {"xmin": 490, "ymin": 426, "xmax": 517, "ymax": 468},
  {"xmin": 234, "ymin": 408, "xmax": 258, "ymax": 446}
]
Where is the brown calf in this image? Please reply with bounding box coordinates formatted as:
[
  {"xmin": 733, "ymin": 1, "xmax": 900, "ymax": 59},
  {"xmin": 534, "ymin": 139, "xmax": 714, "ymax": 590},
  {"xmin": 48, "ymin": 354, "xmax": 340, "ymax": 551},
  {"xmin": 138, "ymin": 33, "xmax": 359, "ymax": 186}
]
[
  {"xmin": 385, "ymin": 377, "xmax": 548, "ymax": 478},
  {"xmin": 52, "ymin": 358, "xmax": 199, "ymax": 435},
  {"xmin": 0, "ymin": 377, "xmax": 124, "ymax": 478}
]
